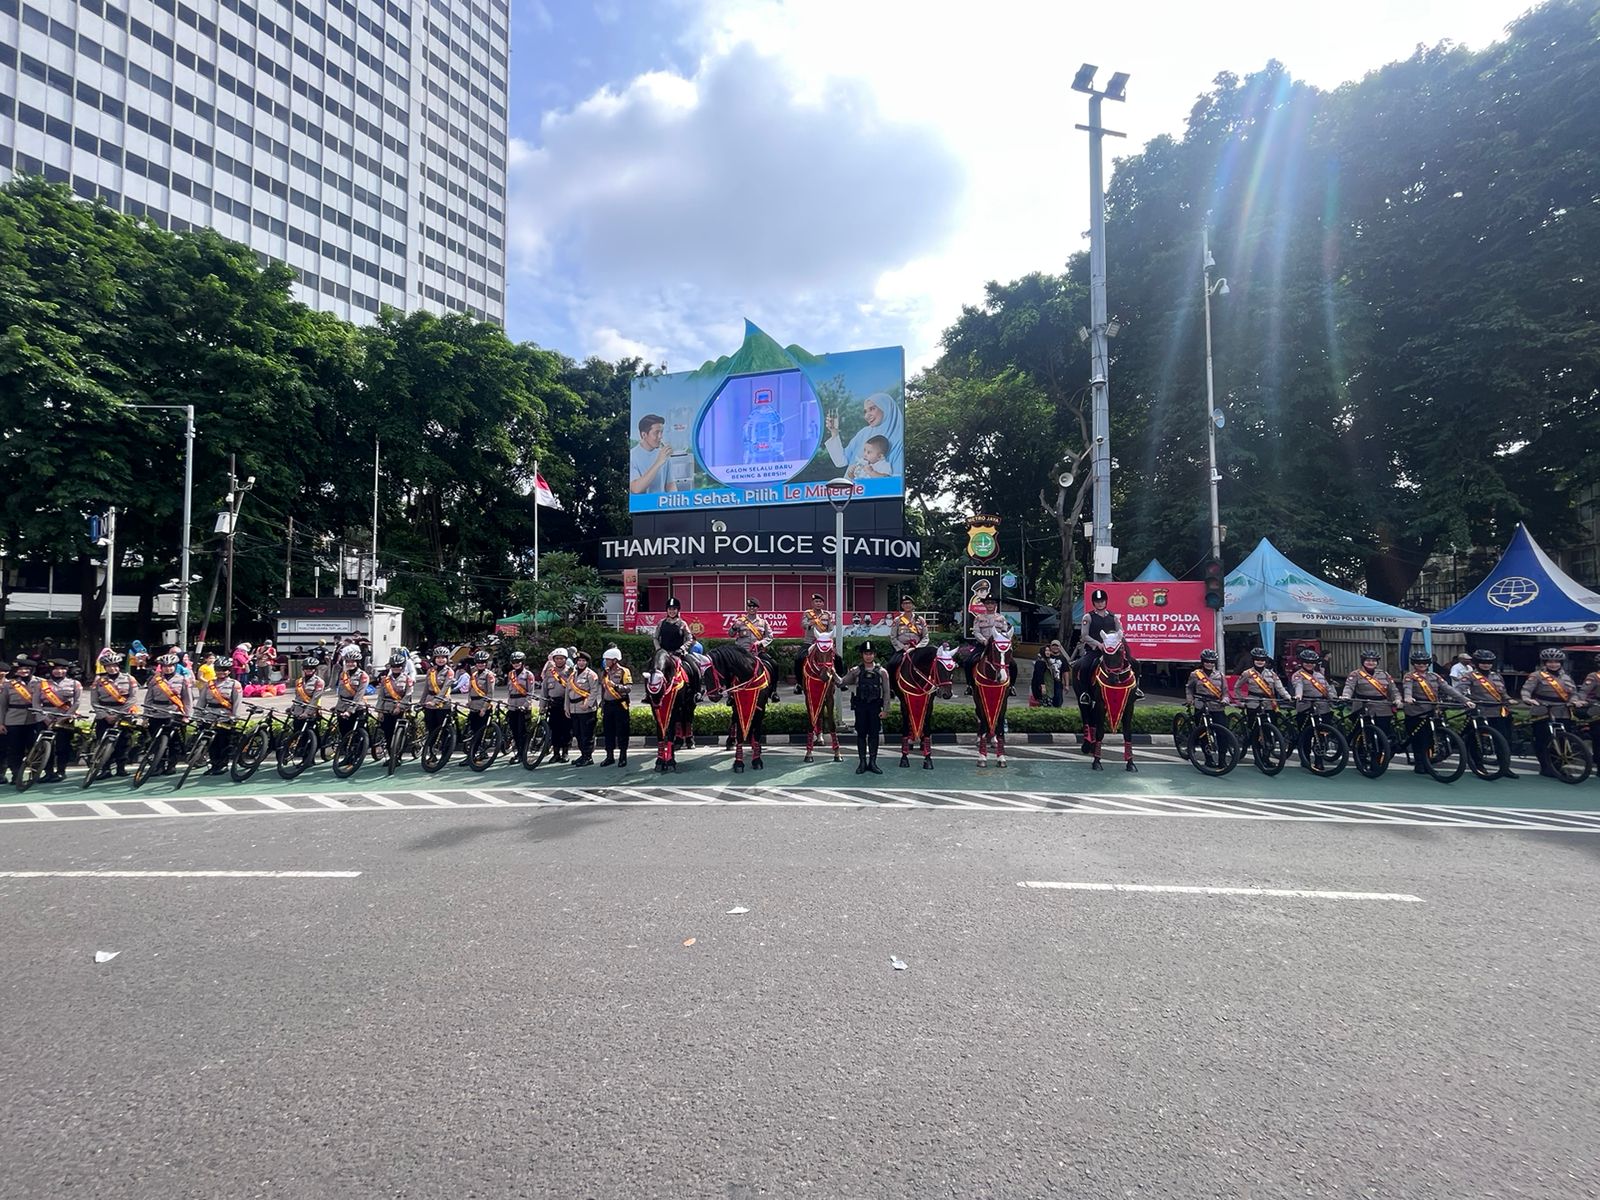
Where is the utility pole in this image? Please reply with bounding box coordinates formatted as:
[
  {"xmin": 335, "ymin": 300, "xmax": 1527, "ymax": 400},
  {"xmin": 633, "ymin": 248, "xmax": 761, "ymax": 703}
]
[
  {"xmin": 100, "ymin": 508, "xmax": 116, "ymax": 649},
  {"xmin": 222, "ymin": 456, "xmax": 255, "ymax": 654},
  {"xmin": 1072, "ymin": 65, "xmax": 1128, "ymax": 582},
  {"xmin": 284, "ymin": 515, "xmax": 294, "ymax": 598},
  {"xmin": 1201, "ymin": 219, "xmax": 1230, "ymax": 655}
]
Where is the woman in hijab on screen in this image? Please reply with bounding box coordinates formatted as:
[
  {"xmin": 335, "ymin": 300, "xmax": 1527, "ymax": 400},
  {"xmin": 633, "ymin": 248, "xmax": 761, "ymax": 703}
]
[{"xmin": 825, "ymin": 391, "xmax": 904, "ymax": 477}]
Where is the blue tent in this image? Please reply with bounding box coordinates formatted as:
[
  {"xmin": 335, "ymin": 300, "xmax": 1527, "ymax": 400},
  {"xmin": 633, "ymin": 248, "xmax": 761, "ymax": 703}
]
[
  {"xmin": 1431, "ymin": 524, "xmax": 1600, "ymax": 636},
  {"xmin": 1071, "ymin": 558, "xmax": 1177, "ymax": 624},
  {"xmin": 1222, "ymin": 538, "xmax": 1430, "ymax": 656}
]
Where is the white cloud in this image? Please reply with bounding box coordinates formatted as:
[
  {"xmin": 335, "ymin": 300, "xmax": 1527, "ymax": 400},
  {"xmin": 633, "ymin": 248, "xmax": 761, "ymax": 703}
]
[
  {"xmin": 510, "ymin": 0, "xmax": 1530, "ymax": 371},
  {"xmin": 588, "ymin": 326, "xmax": 662, "ymax": 362}
]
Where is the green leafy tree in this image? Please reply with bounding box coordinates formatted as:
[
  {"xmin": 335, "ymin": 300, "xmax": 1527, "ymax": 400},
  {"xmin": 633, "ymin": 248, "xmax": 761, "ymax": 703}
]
[{"xmin": 508, "ymin": 551, "xmax": 606, "ymax": 625}]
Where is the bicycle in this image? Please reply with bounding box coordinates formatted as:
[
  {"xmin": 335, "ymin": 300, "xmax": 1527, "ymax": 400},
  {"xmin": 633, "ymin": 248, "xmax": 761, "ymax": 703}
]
[
  {"xmin": 80, "ymin": 715, "xmax": 146, "ymax": 791},
  {"xmin": 521, "ymin": 702, "xmax": 553, "ymax": 770},
  {"xmin": 173, "ymin": 716, "xmax": 238, "ymax": 791},
  {"xmin": 419, "ymin": 701, "xmax": 459, "ymax": 774},
  {"xmin": 330, "ymin": 706, "xmax": 380, "ymax": 780},
  {"xmin": 1455, "ymin": 708, "xmax": 1515, "ymax": 782},
  {"xmin": 277, "ymin": 710, "xmax": 328, "ymax": 780},
  {"xmin": 231, "ymin": 704, "xmax": 291, "ymax": 784},
  {"xmin": 1236, "ymin": 707, "xmax": 1291, "ymax": 776},
  {"xmin": 1407, "ymin": 705, "xmax": 1470, "ymax": 784},
  {"xmin": 383, "ymin": 703, "xmax": 422, "ymax": 777},
  {"xmin": 1171, "ymin": 709, "xmax": 1195, "ymax": 761},
  {"xmin": 1339, "ymin": 704, "xmax": 1393, "ymax": 780},
  {"xmin": 1184, "ymin": 706, "xmax": 1240, "ymax": 777},
  {"xmin": 1539, "ymin": 709, "xmax": 1593, "ymax": 785},
  {"xmin": 466, "ymin": 700, "xmax": 508, "ymax": 772},
  {"xmin": 131, "ymin": 719, "xmax": 189, "ymax": 790},
  {"xmin": 1296, "ymin": 708, "xmax": 1349, "ymax": 777},
  {"xmin": 17, "ymin": 719, "xmax": 79, "ymax": 792}
]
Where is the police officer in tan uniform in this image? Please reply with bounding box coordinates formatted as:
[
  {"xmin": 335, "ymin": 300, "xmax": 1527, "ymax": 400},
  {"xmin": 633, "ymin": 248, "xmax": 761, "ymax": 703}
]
[
  {"xmin": 727, "ymin": 598, "xmax": 778, "ymax": 702},
  {"xmin": 565, "ymin": 649, "xmax": 600, "ymax": 766},
  {"xmin": 195, "ymin": 657, "xmax": 243, "ymax": 774},
  {"xmin": 90, "ymin": 648, "xmax": 138, "ymax": 777},
  {"xmin": 541, "ymin": 648, "xmax": 573, "ymax": 761},
  {"xmin": 886, "ymin": 594, "xmax": 929, "ymax": 680},
  {"xmin": 801, "ymin": 592, "xmax": 835, "ymax": 644},
  {"xmin": 1403, "ymin": 650, "xmax": 1473, "ymax": 774},
  {"xmin": 1521, "ymin": 647, "xmax": 1579, "ymax": 777},
  {"xmin": 1339, "ymin": 647, "xmax": 1401, "ymax": 741}
]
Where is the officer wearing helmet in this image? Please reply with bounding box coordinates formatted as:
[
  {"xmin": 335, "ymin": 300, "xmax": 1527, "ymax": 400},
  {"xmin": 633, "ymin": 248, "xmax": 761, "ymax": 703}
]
[
  {"xmin": 463, "ymin": 648, "xmax": 496, "ymax": 757},
  {"xmin": 333, "ymin": 646, "xmax": 370, "ymax": 740},
  {"xmin": 1073, "ymin": 588, "xmax": 1139, "ymax": 701},
  {"xmin": 541, "ymin": 647, "xmax": 573, "ymax": 761},
  {"xmin": 1403, "ymin": 649, "xmax": 1473, "ymax": 774},
  {"xmin": 375, "ymin": 650, "xmax": 414, "ymax": 752},
  {"xmin": 1460, "ymin": 649, "xmax": 1520, "ymax": 768},
  {"xmin": 196, "ymin": 655, "xmax": 243, "ymax": 774},
  {"xmin": 1521, "ymin": 647, "xmax": 1579, "ymax": 776},
  {"xmin": 1339, "ymin": 647, "xmax": 1401, "ymax": 740},
  {"xmin": 1, "ymin": 657, "xmax": 45, "ymax": 785},
  {"xmin": 90, "ymin": 648, "xmax": 138, "ymax": 777},
  {"xmin": 1232, "ymin": 646, "xmax": 1292, "ymax": 709},
  {"xmin": 419, "ymin": 645, "xmax": 456, "ymax": 749},
  {"xmin": 504, "ymin": 649, "xmax": 538, "ymax": 759},
  {"xmin": 142, "ymin": 652, "xmax": 193, "ymax": 774},
  {"xmin": 1185, "ymin": 648, "xmax": 1229, "ymax": 714},
  {"xmin": 1577, "ymin": 654, "xmax": 1600, "ymax": 764},
  {"xmin": 654, "ymin": 598, "xmax": 692, "ymax": 657},
  {"xmin": 599, "ymin": 645, "xmax": 632, "ymax": 767},
  {"xmin": 564, "ymin": 649, "xmax": 600, "ymax": 766},
  {"xmin": 290, "ymin": 653, "xmax": 327, "ymax": 733}
]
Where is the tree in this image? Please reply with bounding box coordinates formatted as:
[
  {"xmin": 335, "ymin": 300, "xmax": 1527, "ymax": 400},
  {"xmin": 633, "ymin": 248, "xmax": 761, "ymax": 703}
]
[{"xmin": 508, "ymin": 551, "xmax": 606, "ymax": 625}]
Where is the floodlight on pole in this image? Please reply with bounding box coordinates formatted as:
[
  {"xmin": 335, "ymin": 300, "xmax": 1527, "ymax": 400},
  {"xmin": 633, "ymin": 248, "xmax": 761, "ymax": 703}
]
[
  {"xmin": 1201, "ymin": 217, "xmax": 1228, "ymax": 646},
  {"xmin": 1073, "ymin": 63, "xmax": 1128, "ymax": 581},
  {"xmin": 826, "ymin": 478, "xmax": 855, "ymax": 642}
]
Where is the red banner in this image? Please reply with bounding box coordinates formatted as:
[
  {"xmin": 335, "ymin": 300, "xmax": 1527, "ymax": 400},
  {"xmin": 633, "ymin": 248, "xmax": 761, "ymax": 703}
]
[
  {"xmin": 622, "ymin": 569, "xmax": 639, "ymax": 633},
  {"xmin": 1083, "ymin": 582, "xmax": 1215, "ymax": 661}
]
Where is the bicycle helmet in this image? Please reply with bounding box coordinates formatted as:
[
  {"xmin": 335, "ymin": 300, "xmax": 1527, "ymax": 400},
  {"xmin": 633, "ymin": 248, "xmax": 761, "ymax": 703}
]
[
  {"xmin": 602, "ymin": 647, "xmax": 622, "ymax": 662},
  {"xmin": 1409, "ymin": 649, "xmax": 1432, "ymax": 664},
  {"xmin": 474, "ymin": 649, "xmax": 490, "ymax": 664},
  {"xmin": 510, "ymin": 650, "xmax": 526, "ymax": 663},
  {"xmin": 98, "ymin": 647, "xmax": 121, "ymax": 667},
  {"xmin": 1297, "ymin": 649, "xmax": 1321, "ymax": 665},
  {"xmin": 1472, "ymin": 649, "xmax": 1497, "ymax": 665},
  {"xmin": 158, "ymin": 653, "xmax": 180, "ymax": 668},
  {"xmin": 341, "ymin": 645, "xmax": 360, "ymax": 660},
  {"xmin": 1249, "ymin": 646, "xmax": 1268, "ymax": 660},
  {"xmin": 302, "ymin": 655, "xmax": 322, "ymax": 669},
  {"xmin": 390, "ymin": 651, "xmax": 407, "ymax": 667},
  {"xmin": 1539, "ymin": 647, "xmax": 1566, "ymax": 664},
  {"xmin": 432, "ymin": 645, "xmax": 449, "ymax": 658},
  {"xmin": 1360, "ymin": 648, "xmax": 1380, "ymax": 663},
  {"xmin": 215, "ymin": 657, "xmax": 233, "ymax": 673},
  {"xmin": 1199, "ymin": 648, "xmax": 1218, "ymax": 664}
]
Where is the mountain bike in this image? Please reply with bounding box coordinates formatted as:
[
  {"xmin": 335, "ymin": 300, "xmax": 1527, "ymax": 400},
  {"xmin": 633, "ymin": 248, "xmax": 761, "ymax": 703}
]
[
  {"xmin": 1339, "ymin": 704, "xmax": 1393, "ymax": 780},
  {"xmin": 1455, "ymin": 708, "xmax": 1515, "ymax": 781},
  {"xmin": 277, "ymin": 710, "xmax": 330, "ymax": 780},
  {"xmin": 131, "ymin": 719, "xmax": 188, "ymax": 790},
  {"xmin": 330, "ymin": 706, "xmax": 380, "ymax": 780},
  {"xmin": 1237, "ymin": 706, "xmax": 1290, "ymax": 776},
  {"xmin": 231, "ymin": 704, "xmax": 291, "ymax": 784},
  {"xmin": 420, "ymin": 701, "xmax": 459, "ymax": 774},
  {"xmin": 81, "ymin": 715, "xmax": 145, "ymax": 791},
  {"xmin": 1184, "ymin": 706, "xmax": 1240, "ymax": 777},
  {"xmin": 173, "ymin": 716, "xmax": 237, "ymax": 791},
  {"xmin": 1171, "ymin": 709, "xmax": 1194, "ymax": 761},
  {"xmin": 1539, "ymin": 709, "xmax": 1593, "ymax": 785},
  {"xmin": 521, "ymin": 701, "xmax": 553, "ymax": 770},
  {"xmin": 1296, "ymin": 708, "xmax": 1349, "ymax": 777},
  {"xmin": 17, "ymin": 719, "xmax": 78, "ymax": 792},
  {"xmin": 1407, "ymin": 706, "xmax": 1469, "ymax": 784},
  {"xmin": 384, "ymin": 704, "xmax": 422, "ymax": 777},
  {"xmin": 467, "ymin": 700, "xmax": 508, "ymax": 772}
]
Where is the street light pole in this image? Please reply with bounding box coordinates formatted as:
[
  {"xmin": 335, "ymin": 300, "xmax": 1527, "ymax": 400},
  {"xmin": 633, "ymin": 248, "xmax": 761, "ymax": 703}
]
[
  {"xmin": 222, "ymin": 456, "xmax": 255, "ymax": 655},
  {"xmin": 1073, "ymin": 65, "xmax": 1128, "ymax": 583},
  {"xmin": 101, "ymin": 507, "xmax": 117, "ymax": 649},
  {"xmin": 826, "ymin": 478, "xmax": 855, "ymax": 641},
  {"xmin": 1201, "ymin": 220, "xmax": 1229, "ymax": 655}
]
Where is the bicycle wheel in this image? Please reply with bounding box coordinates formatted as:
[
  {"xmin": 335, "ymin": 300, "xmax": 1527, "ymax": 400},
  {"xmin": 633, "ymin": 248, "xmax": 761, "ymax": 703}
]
[
  {"xmin": 80, "ymin": 732, "xmax": 118, "ymax": 791},
  {"xmin": 522, "ymin": 718, "xmax": 551, "ymax": 770},
  {"xmin": 421, "ymin": 718, "xmax": 455, "ymax": 773},
  {"xmin": 1543, "ymin": 729, "xmax": 1594, "ymax": 785},
  {"xmin": 1467, "ymin": 725, "xmax": 1512, "ymax": 781},
  {"xmin": 332, "ymin": 725, "xmax": 369, "ymax": 780},
  {"xmin": 1422, "ymin": 725, "xmax": 1467, "ymax": 784},
  {"xmin": 386, "ymin": 720, "xmax": 409, "ymax": 776},
  {"xmin": 173, "ymin": 732, "xmax": 212, "ymax": 791},
  {"xmin": 318, "ymin": 720, "xmax": 337, "ymax": 762},
  {"xmin": 277, "ymin": 723, "xmax": 319, "ymax": 780},
  {"xmin": 468, "ymin": 719, "xmax": 500, "ymax": 772},
  {"xmin": 1186, "ymin": 722, "xmax": 1239, "ymax": 777},
  {"xmin": 1171, "ymin": 711, "xmax": 1194, "ymax": 761},
  {"xmin": 18, "ymin": 734, "xmax": 53, "ymax": 793},
  {"xmin": 231, "ymin": 726, "xmax": 272, "ymax": 783},
  {"xmin": 1351, "ymin": 725, "xmax": 1392, "ymax": 779},
  {"xmin": 1250, "ymin": 721, "xmax": 1289, "ymax": 776},
  {"xmin": 1300, "ymin": 723, "xmax": 1349, "ymax": 777},
  {"xmin": 130, "ymin": 727, "xmax": 169, "ymax": 790}
]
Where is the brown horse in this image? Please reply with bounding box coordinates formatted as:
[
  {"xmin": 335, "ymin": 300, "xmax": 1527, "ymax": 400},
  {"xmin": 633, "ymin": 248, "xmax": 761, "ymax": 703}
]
[
  {"xmin": 970, "ymin": 633, "xmax": 1015, "ymax": 768},
  {"xmin": 704, "ymin": 644, "xmax": 770, "ymax": 773},
  {"xmin": 1080, "ymin": 632, "xmax": 1138, "ymax": 771},
  {"xmin": 796, "ymin": 639, "xmax": 844, "ymax": 763},
  {"xmin": 891, "ymin": 643, "xmax": 955, "ymax": 768},
  {"xmin": 645, "ymin": 649, "xmax": 697, "ymax": 773}
]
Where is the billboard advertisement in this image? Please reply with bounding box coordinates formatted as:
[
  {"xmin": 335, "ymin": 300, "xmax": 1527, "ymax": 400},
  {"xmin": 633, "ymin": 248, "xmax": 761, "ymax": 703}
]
[
  {"xmin": 628, "ymin": 320, "xmax": 905, "ymax": 514},
  {"xmin": 1084, "ymin": 582, "xmax": 1216, "ymax": 661},
  {"xmin": 634, "ymin": 611, "xmax": 901, "ymax": 640}
]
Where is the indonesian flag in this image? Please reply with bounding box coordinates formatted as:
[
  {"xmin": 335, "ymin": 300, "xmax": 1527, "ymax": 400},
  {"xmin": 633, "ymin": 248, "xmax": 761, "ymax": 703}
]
[{"xmin": 534, "ymin": 471, "xmax": 562, "ymax": 510}]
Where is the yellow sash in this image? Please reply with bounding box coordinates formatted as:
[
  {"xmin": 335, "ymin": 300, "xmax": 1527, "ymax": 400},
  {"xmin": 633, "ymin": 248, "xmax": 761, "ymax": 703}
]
[
  {"xmin": 807, "ymin": 609, "xmax": 827, "ymax": 631},
  {"xmin": 296, "ymin": 678, "xmax": 318, "ymax": 704},
  {"xmin": 97, "ymin": 677, "xmax": 129, "ymax": 705},
  {"xmin": 382, "ymin": 675, "xmax": 407, "ymax": 700},
  {"xmin": 206, "ymin": 680, "xmax": 233, "ymax": 708},
  {"xmin": 567, "ymin": 673, "xmax": 592, "ymax": 701},
  {"xmin": 509, "ymin": 671, "xmax": 530, "ymax": 696},
  {"xmin": 7, "ymin": 679, "xmax": 31, "ymax": 703},
  {"xmin": 1246, "ymin": 670, "xmax": 1275, "ymax": 697},
  {"xmin": 602, "ymin": 675, "xmax": 628, "ymax": 702},
  {"xmin": 40, "ymin": 679, "xmax": 73, "ymax": 710},
  {"xmin": 1472, "ymin": 670, "xmax": 1506, "ymax": 704},
  {"xmin": 339, "ymin": 670, "xmax": 362, "ymax": 697},
  {"xmin": 1539, "ymin": 670, "xmax": 1572, "ymax": 703},
  {"xmin": 155, "ymin": 676, "xmax": 188, "ymax": 715},
  {"xmin": 1411, "ymin": 673, "xmax": 1437, "ymax": 703},
  {"xmin": 1296, "ymin": 670, "xmax": 1329, "ymax": 697},
  {"xmin": 469, "ymin": 672, "xmax": 491, "ymax": 698},
  {"xmin": 1192, "ymin": 669, "xmax": 1223, "ymax": 699}
]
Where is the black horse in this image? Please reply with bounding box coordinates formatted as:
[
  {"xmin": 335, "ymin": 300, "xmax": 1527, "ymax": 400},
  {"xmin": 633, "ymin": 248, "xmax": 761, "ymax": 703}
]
[
  {"xmin": 703, "ymin": 644, "xmax": 771, "ymax": 773},
  {"xmin": 646, "ymin": 648, "xmax": 700, "ymax": 772}
]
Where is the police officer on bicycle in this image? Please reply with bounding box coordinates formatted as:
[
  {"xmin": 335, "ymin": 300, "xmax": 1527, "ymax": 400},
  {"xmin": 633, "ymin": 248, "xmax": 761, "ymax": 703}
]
[
  {"xmin": 90, "ymin": 648, "xmax": 137, "ymax": 777},
  {"xmin": 504, "ymin": 649, "xmax": 538, "ymax": 759},
  {"xmin": 375, "ymin": 650, "xmax": 414, "ymax": 751},
  {"xmin": 1402, "ymin": 650, "xmax": 1473, "ymax": 774},
  {"xmin": 1186, "ymin": 648, "xmax": 1229, "ymax": 715},
  {"xmin": 1339, "ymin": 648, "xmax": 1401, "ymax": 741},
  {"xmin": 1521, "ymin": 647, "xmax": 1579, "ymax": 777}
]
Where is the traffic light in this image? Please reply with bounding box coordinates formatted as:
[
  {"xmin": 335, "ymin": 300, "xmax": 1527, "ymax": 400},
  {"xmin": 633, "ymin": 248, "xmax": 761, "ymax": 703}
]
[{"xmin": 1202, "ymin": 556, "xmax": 1226, "ymax": 610}]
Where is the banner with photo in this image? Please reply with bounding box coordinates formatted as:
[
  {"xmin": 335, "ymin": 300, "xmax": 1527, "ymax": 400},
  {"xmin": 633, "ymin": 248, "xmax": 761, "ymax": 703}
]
[{"xmin": 628, "ymin": 320, "xmax": 905, "ymax": 514}]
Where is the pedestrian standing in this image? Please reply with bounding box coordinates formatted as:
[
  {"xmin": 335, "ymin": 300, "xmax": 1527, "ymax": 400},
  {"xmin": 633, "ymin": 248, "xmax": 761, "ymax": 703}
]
[
  {"xmin": 836, "ymin": 642, "xmax": 891, "ymax": 774},
  {"xmin": 1, "ymin": 657, "xmax": 43, "ymax": 785},
  {"xmin": 504, "ymin": 650, "xmax": 538, "ymax": 760},
  {"xmin": 565, "ymin": 649, "xmax": 600, "ymax": 766},
  {"xmin": 599, "ymin": 647, "xmax": 632, "ymax": 767},
  {"xmin": 541, "ymin": 648, "xmax": 573, "ymax": 761},
  {"xmin": 1448, "ymin": 653, "xmax": 1473, "ymax": 687}
]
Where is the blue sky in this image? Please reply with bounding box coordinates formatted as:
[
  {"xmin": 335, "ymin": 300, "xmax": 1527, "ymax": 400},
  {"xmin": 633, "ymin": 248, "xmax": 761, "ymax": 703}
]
[{"xmin": 503, "ymin": 0, "xmax": 1534, "ymax": 373}]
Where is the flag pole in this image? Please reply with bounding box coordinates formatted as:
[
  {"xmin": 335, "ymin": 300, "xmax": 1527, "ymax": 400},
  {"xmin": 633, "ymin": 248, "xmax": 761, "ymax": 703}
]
[{"xmin": 532, "ymin": 458, "xmax": 539, "ymax": 633}]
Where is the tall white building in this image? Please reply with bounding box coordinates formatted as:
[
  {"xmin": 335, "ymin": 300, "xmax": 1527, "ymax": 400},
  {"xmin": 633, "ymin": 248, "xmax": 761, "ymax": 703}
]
[{"xmin": 0, "ymin": 0, "xmax": 508, "ymax": 325}]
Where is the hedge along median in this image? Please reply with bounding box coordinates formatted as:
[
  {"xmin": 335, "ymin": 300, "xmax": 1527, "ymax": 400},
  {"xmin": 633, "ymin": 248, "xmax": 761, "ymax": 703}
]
[
  {"xmin": 620, "ymin": 702, "xmax": 1186, "ymax": 738},
  {"xmin": 506, "ymin": 631, "xmax": 933, "ymax": 684}
]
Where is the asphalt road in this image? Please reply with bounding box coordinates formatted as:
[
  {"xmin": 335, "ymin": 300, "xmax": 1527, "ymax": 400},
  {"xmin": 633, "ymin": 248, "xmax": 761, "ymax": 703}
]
[{"xmin": 4, "ymin": 787, "xmax": 1599, "ymax": 1200}]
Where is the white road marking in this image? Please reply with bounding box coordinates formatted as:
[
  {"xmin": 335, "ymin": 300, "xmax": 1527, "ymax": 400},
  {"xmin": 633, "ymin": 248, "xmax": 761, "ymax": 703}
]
[
  {"xmin": 254, "ymin": 795, "xmax": 294, "ymax": 811},
  {"xmin": 361, "ymin": 793, "xmax": 405, "ymax": 808},
  {"xmin": 411, "ymin": 791, "xmax": 455, "ymax": 806},
  {"xmin": 1018, "ymin": 881, "xmax": 1424, "ymax": 902},
  {"xmin": 464, "ymin": 789, "xmax": 509, "ymax": 805},
  {"xmin": 26, "ymin": 803, "xmax": 61, "ymax": 820},
  {"xmin": 198, "ymin": 797, "xmax": 236, "ymax": 814},
  {"xmin": 304, "ymin": 794, "xmax": 345, "ymax": 808},
  {"xmin": 86, "ymin": 801, "xmax": 121, "ymax": 819},
  {"xmin": 0, "ymin": 870, "xmax": 361, "ymax": 879},
  {"xmin": 142, "ymin": 798, "xmax": 180, "ymax": 815}
]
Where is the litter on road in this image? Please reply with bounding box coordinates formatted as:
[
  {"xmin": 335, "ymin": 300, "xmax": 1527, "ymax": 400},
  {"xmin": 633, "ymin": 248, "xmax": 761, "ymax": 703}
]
[
  {"xmin": 890, "ymin": 956, "xmax": 908, "ymax": 971},
  {"xmin": 724, "ymin": 906, "xmax": 750, "ymax": 915},
  {"xmin": 93, "ymin": 951, "xmax": 120, "ymax": 963}
]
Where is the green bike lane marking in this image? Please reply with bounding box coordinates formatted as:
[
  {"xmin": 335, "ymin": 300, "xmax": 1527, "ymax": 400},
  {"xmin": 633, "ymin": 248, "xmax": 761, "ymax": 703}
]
[{"xmin": 4, "ymin": 741, "xmax": 1597, "ymax": 814}]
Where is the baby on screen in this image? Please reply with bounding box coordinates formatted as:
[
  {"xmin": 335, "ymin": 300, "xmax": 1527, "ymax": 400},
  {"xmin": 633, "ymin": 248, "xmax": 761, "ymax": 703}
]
[{"xmin": 846, "ymin": 435, "xmax": 894, "ymax": 481}]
